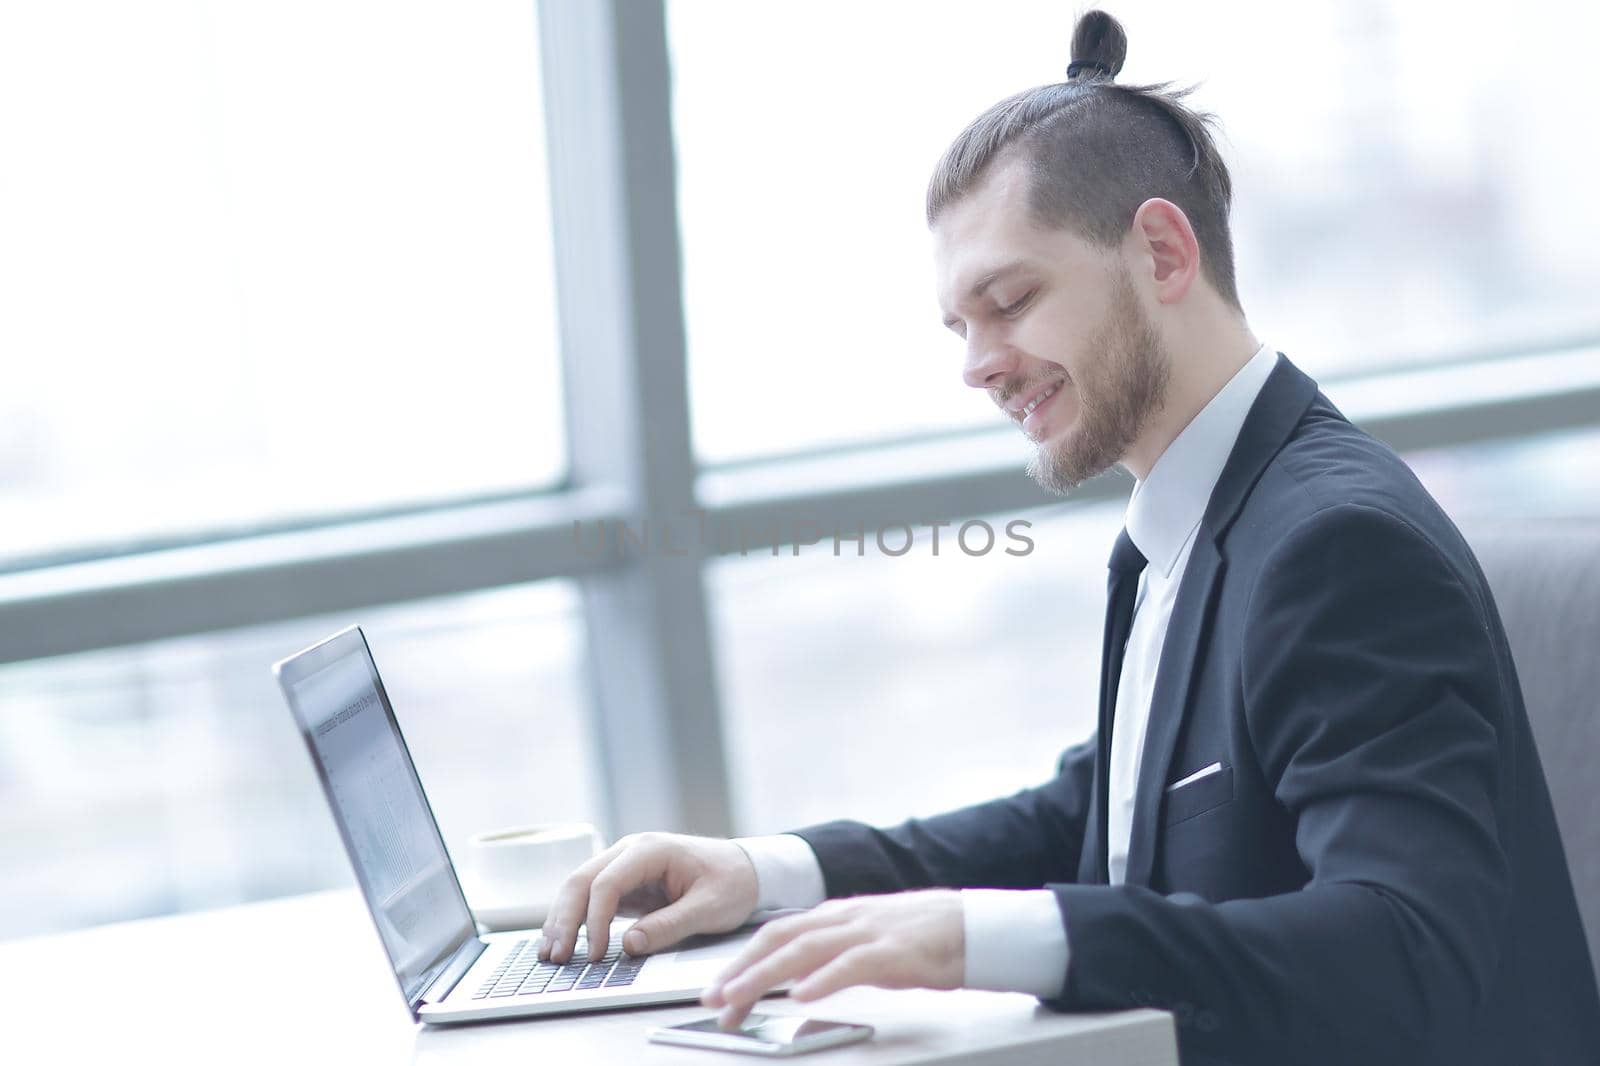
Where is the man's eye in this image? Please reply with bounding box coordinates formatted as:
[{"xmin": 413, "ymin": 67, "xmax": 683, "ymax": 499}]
[{"xmin": 1000, "ymin": 290, "xmax": 1036, "ymax": 316}]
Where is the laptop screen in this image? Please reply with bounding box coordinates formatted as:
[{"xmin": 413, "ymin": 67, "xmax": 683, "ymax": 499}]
[{"xmin": 277, "ymin": 628, "xmax": 476, "ymax": 1001}]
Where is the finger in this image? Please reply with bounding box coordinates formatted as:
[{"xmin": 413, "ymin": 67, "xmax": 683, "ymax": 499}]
[
  {"xmin": 705, "ymin": 923, "xmax": 860, "ymax": 1015},
  {"xmin": 615, "ymin": 880, "xmax": 671, "ymax": 919},
  {"xmin": 622, "ymin": 889, "xmax": 712, "ymax": 956},
  {"xmin": 583, "ymin": 844, "xmax": 671, "ymax": 961},
  {"xmin": 710, "ymin": 904, "xmax": 851, "ymax": 990},
  {"xmin": 538, "ymin": 838, "xmax": 629, "ymax": 962},
  {"xmin": 713, "ymin": 938, "xmax": 865, "ymax": 1031},
  {"xmin": 790, "ymin": 944, "xmax": 882, "ymax": 1002},
  {"xmin": 720, "ymin": 925, "xmax": 857, "ymax": 1005},
  {"xmin": 719, "ymin": 999, "xmax": 757, "ymax": 1031},
  {"xmin": 625, "ymin": 850, "xmax": 761, "ymax": 955}
]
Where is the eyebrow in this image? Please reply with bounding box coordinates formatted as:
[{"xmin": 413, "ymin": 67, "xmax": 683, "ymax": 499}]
[{"xmin": 941, "ymin": 260, "xmax": 1034, "ymax": 329}]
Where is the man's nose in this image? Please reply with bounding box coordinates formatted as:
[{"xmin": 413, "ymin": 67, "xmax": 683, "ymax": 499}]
[{"xmin": 962, "ymin": 332, "xmax": 1018, "ymax": 391}]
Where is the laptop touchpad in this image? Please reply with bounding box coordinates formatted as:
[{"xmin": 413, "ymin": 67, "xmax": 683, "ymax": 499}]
[
  {"xmin": 665, "ymin": 927, "xmax": 750, "ymax": 958},
  {"xmin": 651, "ymin": 927, "xmax": 759, "ymax": 974}
]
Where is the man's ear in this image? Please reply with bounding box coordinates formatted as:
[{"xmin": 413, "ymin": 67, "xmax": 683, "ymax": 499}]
[{"xmin": 1129, "ymin": 198, "xmax": 1200, "ymax": 305}]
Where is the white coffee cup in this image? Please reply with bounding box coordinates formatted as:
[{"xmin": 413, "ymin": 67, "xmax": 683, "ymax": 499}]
[{"xmin": 461, "ymin": 821, "xmax": 603, "ymax": 931}]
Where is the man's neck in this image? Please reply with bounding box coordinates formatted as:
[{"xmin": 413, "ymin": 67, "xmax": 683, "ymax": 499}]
[{"xmin": 1120, "ymin": 329, "xmax": 1262, "ymax": 481}]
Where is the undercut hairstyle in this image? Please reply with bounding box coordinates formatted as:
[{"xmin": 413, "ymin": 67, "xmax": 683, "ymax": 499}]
[{"xmin": 927, "ymin": 8, "xmax": 1243, "ymax": 314}]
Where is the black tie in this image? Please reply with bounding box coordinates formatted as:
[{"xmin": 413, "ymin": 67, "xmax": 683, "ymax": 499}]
[{"xmin": 1093, "ymin": 528, "xmax": 1147, "ymax": 880}]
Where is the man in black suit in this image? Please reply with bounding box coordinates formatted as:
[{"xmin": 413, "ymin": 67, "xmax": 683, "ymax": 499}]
[{"xmin": 536, "ymin": 12, "xmax": 1600, "ymax": 1064}]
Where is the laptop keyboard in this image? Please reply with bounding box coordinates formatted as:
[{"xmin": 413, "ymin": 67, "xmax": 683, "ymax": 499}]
[{"xmin": 472, "ymin": 935, "xmax": 648, "ymax": 999}]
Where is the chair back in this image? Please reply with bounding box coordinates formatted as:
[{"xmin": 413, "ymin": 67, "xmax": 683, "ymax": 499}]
[{"xmin": 1464, "ymin": 519, "xmax": 1600, "ymax": 985}]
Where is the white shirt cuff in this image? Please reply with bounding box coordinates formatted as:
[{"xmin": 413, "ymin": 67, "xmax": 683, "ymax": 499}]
[
  {"xmin": 959, "ymin": 888, "xmax": 1070, "ymax": 998},
  {"xmin": 732, "ymin": 834, "xmax": 827, "ymax": 912}
]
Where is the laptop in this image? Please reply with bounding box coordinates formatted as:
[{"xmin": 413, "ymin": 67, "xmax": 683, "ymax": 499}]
[{"xmin": 273, "ymin": 624, "xmax": 785, "ymax": 1024}]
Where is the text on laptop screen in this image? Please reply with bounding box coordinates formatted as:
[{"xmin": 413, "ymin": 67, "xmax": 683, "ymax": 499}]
[{"xmin": 291, "ymin": 648, "xmax": 474, "ymax": 994}]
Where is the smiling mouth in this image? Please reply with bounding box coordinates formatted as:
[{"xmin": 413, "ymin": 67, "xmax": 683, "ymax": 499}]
[{"xmin": 1021, "ymin": 383, "xmax": 1059, "ymax": 418}]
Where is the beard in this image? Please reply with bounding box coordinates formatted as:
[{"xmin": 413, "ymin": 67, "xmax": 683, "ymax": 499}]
[{"xmin": 1024, "ymin": 263, "xmax": 1170, "ymax": 495}]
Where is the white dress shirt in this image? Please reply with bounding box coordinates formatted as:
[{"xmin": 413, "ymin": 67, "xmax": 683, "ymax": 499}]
[{"xmin": 735, "ymin": 340, "xmax": 1281, "ymax": 997}]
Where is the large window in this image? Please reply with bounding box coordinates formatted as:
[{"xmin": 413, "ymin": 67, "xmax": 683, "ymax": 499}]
[
  {"xmin": 4, "ymin": 1, "xmax": 1597, "ymax": 947},
  {"xmin": 670, "ymin": 0, "xmax": 1600, "ymax": 464},
  {"xmin": 0, "ymin": 2, "xmax": 565, "ymax": 568},
  {"xmin": 0, "ymin": 580, "xmax": 593, "ymax": 940}
]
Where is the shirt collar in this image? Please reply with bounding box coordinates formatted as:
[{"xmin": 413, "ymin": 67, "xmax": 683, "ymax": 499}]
[{"xmin": 1125, "ymin": 341, "xmax": 1279, "ymax": 577}]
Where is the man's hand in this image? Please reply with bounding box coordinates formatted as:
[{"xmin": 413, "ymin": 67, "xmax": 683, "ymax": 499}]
[
  {"xmin": 537, "ymin": 832, "xmax": 759, "ymax": 964},
  {"xmin": 701, "ymin": 890, "xmax": 964, "ymax": 1029}
]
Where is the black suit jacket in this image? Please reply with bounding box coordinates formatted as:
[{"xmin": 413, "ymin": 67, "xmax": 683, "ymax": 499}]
[{"xmin": 791, "ymin": 354, "xmax": 1600, "ymax": 1065}]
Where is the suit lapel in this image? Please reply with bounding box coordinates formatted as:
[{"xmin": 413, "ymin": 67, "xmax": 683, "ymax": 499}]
[
  {"xmin": 1118, "ymin": 353, "xmax": 1322, "ymax": 887},
  {"xmin": 1121, "ymin": 535, "xmax": 1224, "ymax": 886}
]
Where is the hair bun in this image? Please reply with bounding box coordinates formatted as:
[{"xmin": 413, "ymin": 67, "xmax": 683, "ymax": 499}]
[{"xmin": 1067, "ymin": 9, "xmax": 1128, "ymax": 82}]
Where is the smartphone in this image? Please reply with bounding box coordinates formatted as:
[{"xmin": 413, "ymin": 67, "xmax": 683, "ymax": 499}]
[{"xmin": 646, "ymin": 1013, "xmax": 874, "ymax": 1056}]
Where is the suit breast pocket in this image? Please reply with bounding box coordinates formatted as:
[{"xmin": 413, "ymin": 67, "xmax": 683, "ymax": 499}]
[{"xmin": 1162, "ymin": 762, "xmax": 1235, "ymax": 826}]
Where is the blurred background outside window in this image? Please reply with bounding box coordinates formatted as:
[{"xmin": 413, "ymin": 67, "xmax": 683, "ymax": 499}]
[
  {"xmin": 0, "ymin": 1, "xmax": 565, "ymax": 569},
  {"xmin": 0, "ymin": 580, "xmax": 593, "ymax": 940}
]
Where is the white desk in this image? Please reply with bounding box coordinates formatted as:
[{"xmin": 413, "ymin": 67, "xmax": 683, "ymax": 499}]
[{"xmin": 0, "ymin": 890, "xmax": 1176, "ymax": 1065}]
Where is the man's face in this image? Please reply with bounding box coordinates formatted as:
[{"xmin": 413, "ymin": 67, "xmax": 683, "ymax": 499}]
[{"xmin": 934, "ymin": 156, "xmax": 1170, "ymax": 493}]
